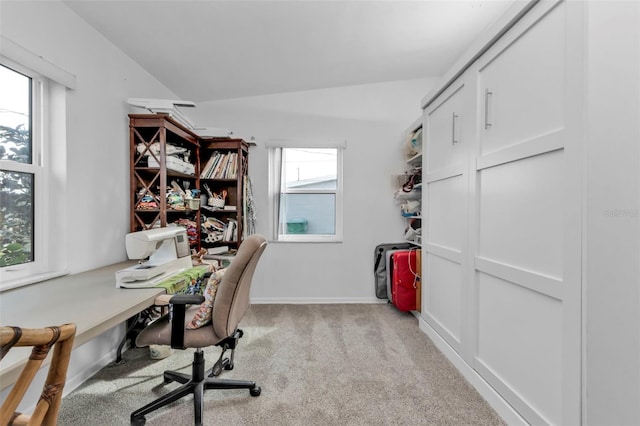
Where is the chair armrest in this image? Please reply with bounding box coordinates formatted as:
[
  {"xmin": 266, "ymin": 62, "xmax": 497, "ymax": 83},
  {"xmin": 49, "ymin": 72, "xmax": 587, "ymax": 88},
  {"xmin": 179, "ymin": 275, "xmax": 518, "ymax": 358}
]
[
  {"xmin": 170, "ymin": 294, "xmax": 205, "ymax": 305},
  {"xmin": 168, "ymin": 294, "xmax": 205, "ymax": 349}
]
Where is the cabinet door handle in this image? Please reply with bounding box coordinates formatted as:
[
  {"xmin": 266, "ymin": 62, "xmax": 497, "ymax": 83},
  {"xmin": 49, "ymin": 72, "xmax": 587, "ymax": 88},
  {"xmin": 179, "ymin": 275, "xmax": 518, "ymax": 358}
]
[
  {"xmin": 452, "ymin": 112, "xmax": 459, "ymax": 144},
  {"xmin": 484, "ymin": 89, "xmax": 493, "ymax": 129}
]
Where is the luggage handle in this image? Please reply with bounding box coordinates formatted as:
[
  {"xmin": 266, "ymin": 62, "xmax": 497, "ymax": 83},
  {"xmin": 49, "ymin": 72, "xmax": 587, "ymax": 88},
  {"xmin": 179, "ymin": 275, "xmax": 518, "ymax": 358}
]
[
  {"xmin": 374, "ymin": 251, "xmax": 383, "ymax": 271},
  {"xmin": 374, "ymin": 245, "xmax": 406, "ymax": 271}
]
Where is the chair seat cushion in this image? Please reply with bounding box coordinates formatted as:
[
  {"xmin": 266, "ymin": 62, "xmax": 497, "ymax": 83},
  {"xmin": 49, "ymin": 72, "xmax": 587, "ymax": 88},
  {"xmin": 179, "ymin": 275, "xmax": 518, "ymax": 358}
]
[
  {"xmin": 135, "ymin": 305, "xmax": 225, "ymax": 348},
  {"xmin": 187, "ymin": 268, "xmax": 226, "ymax": 329}
]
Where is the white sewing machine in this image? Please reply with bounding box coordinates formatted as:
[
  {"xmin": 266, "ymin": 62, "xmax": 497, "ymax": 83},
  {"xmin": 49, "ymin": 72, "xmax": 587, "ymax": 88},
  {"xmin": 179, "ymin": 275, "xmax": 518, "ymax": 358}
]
[{"xmin": 116, "ymin": 227, "xmax": 193, "ymax": 288}]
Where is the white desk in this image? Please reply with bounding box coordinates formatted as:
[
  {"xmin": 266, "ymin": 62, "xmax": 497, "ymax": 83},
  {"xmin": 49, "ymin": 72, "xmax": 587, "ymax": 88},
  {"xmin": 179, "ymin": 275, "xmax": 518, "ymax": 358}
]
[{"xmin": 0, "ymin": 261, "xmax": 164, "ymax": 391}]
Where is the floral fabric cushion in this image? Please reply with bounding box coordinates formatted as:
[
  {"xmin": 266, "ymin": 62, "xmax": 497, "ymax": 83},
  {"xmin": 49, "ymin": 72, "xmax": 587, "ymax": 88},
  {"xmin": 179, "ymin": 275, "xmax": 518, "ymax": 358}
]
[{"xmin": 186, "ymin": 268, "xmax": 226, "ymax": 329}]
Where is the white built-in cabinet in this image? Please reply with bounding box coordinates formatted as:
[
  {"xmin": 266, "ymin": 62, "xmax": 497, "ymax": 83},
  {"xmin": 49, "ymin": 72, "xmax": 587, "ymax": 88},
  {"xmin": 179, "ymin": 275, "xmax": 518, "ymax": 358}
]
[
  {"xmin": 420, "ymin": 1, "xmax": 583, "ymax": 425},
  {"xmin": 422, "ymin": 76, "xmax": 470, "ymax": 355}
]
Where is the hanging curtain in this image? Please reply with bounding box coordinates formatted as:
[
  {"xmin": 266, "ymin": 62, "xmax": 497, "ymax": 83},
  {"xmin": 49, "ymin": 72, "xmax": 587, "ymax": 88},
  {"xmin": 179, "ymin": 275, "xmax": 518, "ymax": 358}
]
[
  {"xmin": 243, "ymin": 175, "xmax": 256, "ymax": 237},
  {"xmin": 269, "ymin": 147, "xmax": 283, "ymax": 240}
]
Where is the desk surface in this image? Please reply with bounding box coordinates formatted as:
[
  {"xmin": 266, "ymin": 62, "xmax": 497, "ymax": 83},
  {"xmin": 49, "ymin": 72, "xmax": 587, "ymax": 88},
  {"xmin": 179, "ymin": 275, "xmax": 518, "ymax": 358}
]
[{"xmin": 0, "ymin": 261, "xmax": 164, "ymax": 391}]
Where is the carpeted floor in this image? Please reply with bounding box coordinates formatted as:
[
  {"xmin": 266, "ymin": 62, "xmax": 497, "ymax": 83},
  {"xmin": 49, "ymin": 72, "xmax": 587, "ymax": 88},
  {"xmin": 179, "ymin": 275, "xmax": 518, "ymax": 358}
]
[{"xmin": 58, "ymin": 304, "xmax": 505, "ymax": 425}]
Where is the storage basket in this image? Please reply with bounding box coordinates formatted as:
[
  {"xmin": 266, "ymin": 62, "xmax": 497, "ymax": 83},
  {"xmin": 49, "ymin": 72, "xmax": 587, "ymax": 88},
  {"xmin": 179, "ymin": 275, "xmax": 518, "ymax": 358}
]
[{"xmin": 208, "ymin": 197, "xmax": 225, "ymax": 208}]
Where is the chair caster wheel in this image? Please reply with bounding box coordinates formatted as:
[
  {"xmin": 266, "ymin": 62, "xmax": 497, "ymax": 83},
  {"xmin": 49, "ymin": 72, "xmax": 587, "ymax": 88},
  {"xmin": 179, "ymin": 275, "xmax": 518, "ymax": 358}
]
[
  {"xmin": 250, "ymin": 386, "xmax": 261, "ymax": 397},
  {"xmin": 131, "ymin": 415, "xmax": 146, "ymax": 425}
]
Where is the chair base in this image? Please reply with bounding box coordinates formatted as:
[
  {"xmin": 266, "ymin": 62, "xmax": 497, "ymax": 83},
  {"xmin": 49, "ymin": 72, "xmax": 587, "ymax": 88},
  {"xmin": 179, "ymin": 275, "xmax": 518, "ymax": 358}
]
[{"xmin": 131, "ymin": 350, "xmax": 260, "ymax": 426}]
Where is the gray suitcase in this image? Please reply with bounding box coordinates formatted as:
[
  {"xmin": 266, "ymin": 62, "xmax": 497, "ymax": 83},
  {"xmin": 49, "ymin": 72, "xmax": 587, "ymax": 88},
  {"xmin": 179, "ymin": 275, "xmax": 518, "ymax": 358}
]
[{"xmin": 373, "ymin": 242, "xmax": 413, "ymax": 300}]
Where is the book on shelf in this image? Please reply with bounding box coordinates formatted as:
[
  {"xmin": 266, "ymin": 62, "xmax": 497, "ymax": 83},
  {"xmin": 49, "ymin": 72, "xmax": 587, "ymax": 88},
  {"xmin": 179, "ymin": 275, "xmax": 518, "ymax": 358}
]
[
  {"xmin": 223, "ymin": 219, "xmax": 237, "ymax": 242},
  {"xmin": 201, "ymin": 151, "xmax": 238, "ymax": 179},
  {"xmin": 200, "ymin": 154, "xmax": 217, "ymax": 179}
]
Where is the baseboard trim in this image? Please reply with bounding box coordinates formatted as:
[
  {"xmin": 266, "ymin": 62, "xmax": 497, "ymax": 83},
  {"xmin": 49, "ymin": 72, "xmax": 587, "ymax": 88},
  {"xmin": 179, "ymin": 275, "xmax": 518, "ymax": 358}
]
[
  {"xmin": 63, "ymin": 342, "xmax": 123, "ymax": 399},
  {"xmin": 251, "ymin": 297, "xmax": 388, "ymax": 304},
  {"xmin": 417, "ymin": 317, "xmax": 527, "ymax": 426},
  {"xmin": 62, "ymin": 324, "xmax": 129, "ymax": 397}
]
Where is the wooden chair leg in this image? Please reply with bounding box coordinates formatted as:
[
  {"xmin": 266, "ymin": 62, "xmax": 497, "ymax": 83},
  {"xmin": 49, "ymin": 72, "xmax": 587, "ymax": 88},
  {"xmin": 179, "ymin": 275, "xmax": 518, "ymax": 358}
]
[{"xmin": 0, "ymin": 324, "xmax": 76, "ymax": 426}]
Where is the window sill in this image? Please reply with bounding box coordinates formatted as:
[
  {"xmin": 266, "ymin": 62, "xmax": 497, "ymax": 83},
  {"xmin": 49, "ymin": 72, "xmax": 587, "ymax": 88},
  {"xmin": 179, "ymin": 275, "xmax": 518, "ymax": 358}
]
[
  {"xmin": 269, "ymin": 238, "xmax": 343, "ymax": 244},
  {"xmin": 0, "ymin": 270, "xmax": 69, "ymax": 293}
]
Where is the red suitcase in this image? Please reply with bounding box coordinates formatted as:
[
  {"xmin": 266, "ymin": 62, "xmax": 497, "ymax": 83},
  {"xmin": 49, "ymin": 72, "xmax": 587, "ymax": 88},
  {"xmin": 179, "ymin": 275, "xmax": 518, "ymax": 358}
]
[{"xmin": 391, "ymin": 250, "xmax": 418, "ymax": 312}]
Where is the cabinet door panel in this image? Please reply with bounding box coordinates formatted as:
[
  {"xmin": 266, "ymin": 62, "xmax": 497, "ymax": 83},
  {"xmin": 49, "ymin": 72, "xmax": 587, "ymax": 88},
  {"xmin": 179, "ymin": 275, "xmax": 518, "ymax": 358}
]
[
  {"xmin": 424, "ymin": 253, "xmax": 462, "ymax": 348},
  {"xmin": 476, "ymin": 272, "xmax": 562, "ymax": 425},
  {"xmin": 427, "ymin": 175, "xmax": 465, "ymax": 251},
  {"xmin": 478, "ymin": 150, "xmax": 564, "ymax": 279},
  {"xmin": 478, "ymin": 2, "xmax": 566, "ymax": 155},
  {"xmin": 425, "ymin": 82, "xmax": 466, "ymax": 172}
]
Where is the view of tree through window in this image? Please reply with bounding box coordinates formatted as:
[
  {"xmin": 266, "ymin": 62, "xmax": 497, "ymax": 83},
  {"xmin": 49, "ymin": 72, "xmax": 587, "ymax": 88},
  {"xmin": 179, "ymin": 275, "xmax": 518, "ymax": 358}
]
[{"xmin": 0, "ymin": 64, "xmax": 34, "ymax": 267}]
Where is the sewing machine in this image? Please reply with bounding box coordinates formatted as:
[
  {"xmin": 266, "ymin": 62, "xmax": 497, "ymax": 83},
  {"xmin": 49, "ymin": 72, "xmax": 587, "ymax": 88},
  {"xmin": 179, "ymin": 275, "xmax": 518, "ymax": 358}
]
[{"xmin": 116, "ymin": 227, "xmax": 193, "ymax": 288}]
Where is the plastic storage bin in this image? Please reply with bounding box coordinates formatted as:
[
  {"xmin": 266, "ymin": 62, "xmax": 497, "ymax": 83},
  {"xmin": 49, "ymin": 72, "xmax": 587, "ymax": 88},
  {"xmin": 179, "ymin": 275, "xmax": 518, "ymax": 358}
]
[{"xmin": 286, "ymin": 219, "xmax": 308, "ymax": 234}]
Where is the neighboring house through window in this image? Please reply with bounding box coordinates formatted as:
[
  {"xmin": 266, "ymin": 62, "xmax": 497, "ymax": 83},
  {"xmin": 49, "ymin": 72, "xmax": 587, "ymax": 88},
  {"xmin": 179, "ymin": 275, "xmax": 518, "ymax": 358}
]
[{"xmin": 268, "ymin": 142, "xmax": 344, "ymax": 242}]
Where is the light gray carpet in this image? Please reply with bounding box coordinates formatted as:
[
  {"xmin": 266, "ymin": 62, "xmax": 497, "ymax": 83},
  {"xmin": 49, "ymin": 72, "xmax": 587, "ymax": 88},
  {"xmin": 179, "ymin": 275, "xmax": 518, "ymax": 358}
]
[{"xmin": 59, "ymin": 304, "xmax": 505, "ymax": 425}]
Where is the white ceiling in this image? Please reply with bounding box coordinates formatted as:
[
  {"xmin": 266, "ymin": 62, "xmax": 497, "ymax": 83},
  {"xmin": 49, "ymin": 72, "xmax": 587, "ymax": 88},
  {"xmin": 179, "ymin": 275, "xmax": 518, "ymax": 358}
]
[{"xmin": 63, "ymin": 0, "xmax": 516, "ymax": 102}]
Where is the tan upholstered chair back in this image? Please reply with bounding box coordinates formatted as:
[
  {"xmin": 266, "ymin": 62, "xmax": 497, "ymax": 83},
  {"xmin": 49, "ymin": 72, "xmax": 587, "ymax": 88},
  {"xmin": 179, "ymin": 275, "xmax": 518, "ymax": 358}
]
[{"xmin": 212, "ymin": 234, "xmax": 267, "ymax": 339}]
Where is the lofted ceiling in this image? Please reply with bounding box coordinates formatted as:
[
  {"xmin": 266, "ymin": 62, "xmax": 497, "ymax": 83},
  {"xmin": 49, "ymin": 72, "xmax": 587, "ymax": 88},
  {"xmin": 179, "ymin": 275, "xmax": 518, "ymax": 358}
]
[{"xmin": 63, "ymin": 0, "xmax": 516, "ymax": 102}]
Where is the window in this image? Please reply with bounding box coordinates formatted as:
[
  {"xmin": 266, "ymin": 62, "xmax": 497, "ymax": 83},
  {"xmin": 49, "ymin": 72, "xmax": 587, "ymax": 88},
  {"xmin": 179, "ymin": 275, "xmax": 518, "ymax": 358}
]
[
  {"xmin": 0, "ymin": 64, "xmax": 41, "ymax": 271},
  {"xmin": 0, "ymin": 39, "xmax": 74, "ymax": 290},
  {"xmin": 269, "ymin": 145, "xmax": 343, "ymax": 242},
  {"xmin": 0, "ymin": 59, "xmax": 65, "ymax": 290}
]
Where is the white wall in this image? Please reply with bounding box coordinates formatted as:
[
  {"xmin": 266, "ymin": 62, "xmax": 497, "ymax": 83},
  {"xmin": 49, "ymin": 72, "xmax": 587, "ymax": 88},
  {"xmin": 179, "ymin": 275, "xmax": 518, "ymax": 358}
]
[
  {"xmin": 585, "ymin": 2, "xmax": 640, "ymax": 424},
  {"xmin": 189, "ymin": 78, "xmax": 435, "ymax": 302},
  {"xmin": 0, "ymin": 0, "xmax": 179, "ymax": 408}
]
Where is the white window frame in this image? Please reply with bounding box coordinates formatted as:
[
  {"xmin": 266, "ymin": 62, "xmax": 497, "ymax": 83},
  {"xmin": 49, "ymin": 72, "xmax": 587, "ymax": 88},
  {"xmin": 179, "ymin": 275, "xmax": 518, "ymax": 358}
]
[
  {"xmin": 0, "ymin": 38, "xmax": 74, "ymax": 291},
  {"xmin": 268, "ymin": 142, "xmax": 344, "ymax": 243}
]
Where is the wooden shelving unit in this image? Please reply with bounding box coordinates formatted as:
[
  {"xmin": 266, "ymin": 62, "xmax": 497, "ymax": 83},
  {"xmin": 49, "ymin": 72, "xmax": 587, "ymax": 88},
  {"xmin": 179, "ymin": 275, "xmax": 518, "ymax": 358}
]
[
  {"xmin": 128, "ymin": 114, "xmax": 253, "ymax": 254},
  {"xmin": 199, "ymin": 138, "xmax": 251, "ymax": 252}
]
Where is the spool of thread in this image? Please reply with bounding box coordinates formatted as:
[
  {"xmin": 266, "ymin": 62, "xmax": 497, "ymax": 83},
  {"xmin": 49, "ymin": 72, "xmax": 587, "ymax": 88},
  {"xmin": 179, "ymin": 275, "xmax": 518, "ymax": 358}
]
[{"xmin": 149, "ymin": 344, "xmax": 172, "ymax": 360}]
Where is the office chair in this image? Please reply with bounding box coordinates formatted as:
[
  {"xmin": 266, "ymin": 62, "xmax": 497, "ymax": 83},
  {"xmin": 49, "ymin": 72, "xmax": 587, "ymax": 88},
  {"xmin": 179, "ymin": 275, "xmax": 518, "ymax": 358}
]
[
  {"xmin": 1, "ymin": 323, "xmax": 77, "ymax": 426},
  {"xmin": 131, "ymin": 234, "xmax": 267, "ymax": 425}
]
